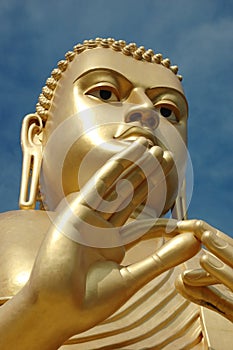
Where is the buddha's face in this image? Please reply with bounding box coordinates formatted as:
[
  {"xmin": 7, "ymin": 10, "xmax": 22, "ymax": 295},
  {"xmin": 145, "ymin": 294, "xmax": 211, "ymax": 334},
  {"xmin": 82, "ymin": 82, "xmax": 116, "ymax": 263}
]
[{"xmin": 41, "ymin": 48, "xmax": 188, "ymax": 215}]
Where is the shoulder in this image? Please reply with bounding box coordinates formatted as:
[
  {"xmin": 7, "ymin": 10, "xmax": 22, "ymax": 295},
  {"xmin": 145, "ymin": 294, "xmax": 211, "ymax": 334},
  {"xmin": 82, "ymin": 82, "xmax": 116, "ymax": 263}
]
[
  {"xmin": 0, "ymin": 209, "xmax": 55, "ymax": 230},
  {"xmin": 0, "ymin": 209, "xmax": 57, "ymax": 242},
  {"xmin": 0, "ymin": 210, "xmax": 55, "ymax": 303},
  {"xmin": 0, "ymin": 209, "xmax": 56, "ymax": 248}
]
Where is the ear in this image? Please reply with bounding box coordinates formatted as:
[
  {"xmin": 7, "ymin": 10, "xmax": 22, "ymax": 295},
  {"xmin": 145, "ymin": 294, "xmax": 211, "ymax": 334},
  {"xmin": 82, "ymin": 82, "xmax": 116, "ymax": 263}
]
[{"xmin": 19, "ymin": 114, "xmax": 44, "ymax": 209}]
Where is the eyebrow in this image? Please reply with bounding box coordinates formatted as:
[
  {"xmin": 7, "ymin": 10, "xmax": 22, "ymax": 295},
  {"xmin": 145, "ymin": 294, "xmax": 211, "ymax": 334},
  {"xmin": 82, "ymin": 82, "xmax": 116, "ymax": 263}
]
[
  {"xmin": 73, "ymin": 68, "xmax": 130, "ymax": 84},
  {"xmin": 73, "ymin": 69, "xmax": 187, "ymax": 113}
]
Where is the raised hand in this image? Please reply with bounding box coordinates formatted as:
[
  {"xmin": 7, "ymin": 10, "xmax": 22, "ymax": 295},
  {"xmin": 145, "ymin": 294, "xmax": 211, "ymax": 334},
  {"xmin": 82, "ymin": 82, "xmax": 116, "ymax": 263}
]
[
  {"xmin": 28, "ymin": 137, "xmax": 184, "ymax": 327},
  {"xmin": 0, "ymin": 138, "xmax": 201, "ymax": 350},
  {"xmin": 175, "ymin": 219, "xmax": 233, "ymax": 322}
]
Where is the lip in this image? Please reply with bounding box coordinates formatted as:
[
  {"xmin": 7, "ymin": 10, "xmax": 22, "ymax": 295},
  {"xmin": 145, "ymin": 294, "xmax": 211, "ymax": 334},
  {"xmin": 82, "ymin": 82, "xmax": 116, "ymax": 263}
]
[{"xmin": 113, "ymin": 125, "xmax": 157, "ymax": 147}]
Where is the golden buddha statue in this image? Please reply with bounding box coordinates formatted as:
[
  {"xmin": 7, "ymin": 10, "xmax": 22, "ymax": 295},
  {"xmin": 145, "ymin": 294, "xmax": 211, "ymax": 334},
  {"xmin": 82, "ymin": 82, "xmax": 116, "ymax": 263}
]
[{"xmin": 0, "ymin": 38, "xmax": 232, "ymax": 349}]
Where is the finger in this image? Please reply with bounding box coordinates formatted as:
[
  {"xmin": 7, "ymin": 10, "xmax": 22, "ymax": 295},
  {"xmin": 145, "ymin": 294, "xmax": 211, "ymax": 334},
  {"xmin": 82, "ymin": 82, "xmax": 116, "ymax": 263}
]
[
  {"xmin": 200, "ymin": 253, "xmax": 233, "ymax": 291},
  {"xmin": 120, "ymin": 218, "xmax": 179, "ymax": 246},
  {"xmin": 182, "ymin": 268, "xmax": 218, "ymax": 286},
  {"xmin": 99, "ymin": 146, "xmax": 164, "ymax": 221},
  {"xmin": 79, "ymin": 137, "xmax": 149, "ymax": 208},
  {"xmin": 98, "ymin": 147, "xmax": 174, "ymax": 225},
  {"xmin": 120, "ymin": 232, "xmax": 200, "ymax": 294},
  {"xmin": 175, "ymin": 275, "xmax": 233, "ymax": 322},
  {"xmin": 109, "ymin": 152, "xmax": 175, "ymax": 226},
  {"xmin": 161, "ymin": 150, "xmax": 176, "ymax": 177},
  {"xmin": 176, "ymin": 219, "xmax": 217, "ymax": 241},
  {"xmin": 105, "ymin": 145, "xmax": 164, "ymax": 198},
  {"xmin": 98, "ymin": 136, "xmax": 149, "ymax": 184},
  {"xmin": 109, "ymin": 178, "xmax": 149, "ymax": 226},
  {"xmin": 202, "ymin": 231, "xmax": 233, "ymax": 268}
]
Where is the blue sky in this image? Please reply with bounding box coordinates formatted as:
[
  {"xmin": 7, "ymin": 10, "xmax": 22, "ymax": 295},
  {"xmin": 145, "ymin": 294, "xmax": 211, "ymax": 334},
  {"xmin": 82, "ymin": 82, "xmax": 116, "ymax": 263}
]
[{"xmin": 0, "ymin": 0, "xmax": 232, "ymax": 236}]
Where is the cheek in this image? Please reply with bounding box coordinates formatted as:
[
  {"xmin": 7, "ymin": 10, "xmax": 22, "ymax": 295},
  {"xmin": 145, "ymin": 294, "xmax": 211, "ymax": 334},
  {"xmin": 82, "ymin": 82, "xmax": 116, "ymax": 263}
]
[
  {"xmin": 74, "ymin": 94, "xmax": 126, "ymax": 127},
  {"xmin": 153, "ymin": 118, "xmax": 188, "ymax": 202},
  {"xmin": 154, "ymin": 119, "xmax": 187, "ymax": 167},
  {"xmin": 174, "ymin": 121, "xmax": 187, "ymax": 145},
  {"xmin": 61, "ymin": 125, "xmax": 130, "ymax": 195},
  {"xmin": 74, "ymin": 92, "xmax": 101, "ymax": 112}
]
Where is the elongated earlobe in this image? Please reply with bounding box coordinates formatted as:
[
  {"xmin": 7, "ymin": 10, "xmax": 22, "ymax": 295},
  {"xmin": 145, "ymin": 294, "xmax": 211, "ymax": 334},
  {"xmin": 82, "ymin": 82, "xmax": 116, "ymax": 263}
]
[
  {"xmin": 19, "ymin": 114, "xmax": 43, "ymax": 209},
  {"xmin": 172, "ymin": 180, "xmax": 188, "ymax": 220}
]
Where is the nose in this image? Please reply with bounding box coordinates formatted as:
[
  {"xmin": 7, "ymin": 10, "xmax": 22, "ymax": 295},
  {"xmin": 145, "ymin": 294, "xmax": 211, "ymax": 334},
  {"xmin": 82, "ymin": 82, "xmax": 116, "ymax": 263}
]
[
  {"xmin": 126, "ymin": 109, "xmax": 159, "ymax": 129},
  {"xmin": 125, "ymin": 88, "xmax": 159, "ymax": 129}
]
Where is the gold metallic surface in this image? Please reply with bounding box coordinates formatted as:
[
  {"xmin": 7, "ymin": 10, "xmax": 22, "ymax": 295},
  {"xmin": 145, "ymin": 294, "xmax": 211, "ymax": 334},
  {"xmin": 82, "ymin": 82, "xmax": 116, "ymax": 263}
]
[{"xmin": 0, "ymin": 38, "xmax": 233, "ymax": 349}]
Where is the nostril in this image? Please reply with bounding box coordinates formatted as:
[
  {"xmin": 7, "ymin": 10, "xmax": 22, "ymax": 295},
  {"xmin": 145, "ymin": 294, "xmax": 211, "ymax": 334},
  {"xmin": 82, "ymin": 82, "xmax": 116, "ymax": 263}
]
[
  {"xmin": 128, "ymin": 112, "xmax": 142, "ymax": 122},
  {"xmin": 142, "ymin": 110, "xmax": 160, "ymax": 129},
  {"xmin": 126, "ymin": 109, "xmax": 160, "ymax": 129},
  {"xmin": 147, "ymin": 117, "xmax": 157, "ymax": 129}
]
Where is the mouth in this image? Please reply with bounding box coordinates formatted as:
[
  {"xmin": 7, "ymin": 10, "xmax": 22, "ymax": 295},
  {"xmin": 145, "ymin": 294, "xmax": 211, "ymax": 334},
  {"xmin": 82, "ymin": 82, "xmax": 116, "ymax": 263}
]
[{"xmin": 113, "ymin": 125, "xmax": 157, "ymax": 148}]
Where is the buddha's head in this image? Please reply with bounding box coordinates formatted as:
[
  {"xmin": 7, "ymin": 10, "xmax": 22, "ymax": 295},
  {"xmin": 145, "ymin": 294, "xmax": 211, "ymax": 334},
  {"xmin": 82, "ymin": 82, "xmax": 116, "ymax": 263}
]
[{"xmin": 19, "ymin": 38, "xmax": 188, "ymax": 219}]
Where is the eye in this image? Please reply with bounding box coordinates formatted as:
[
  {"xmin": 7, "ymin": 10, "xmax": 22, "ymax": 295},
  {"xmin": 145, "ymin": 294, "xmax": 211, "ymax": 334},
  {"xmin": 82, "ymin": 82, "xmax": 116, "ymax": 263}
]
[
  {"xmin": 85, "ymin": 84, "xmax": 120, "ymax": 102},
  {"xmin": 99, "ymin": 90, "xmax": 112, "ymax": 100},
  {"xmin": 155, "ymin": 104, "xmax": 180, "ymax": 123},
  {"xmin": 160, "ymin": 107, "xmax": 172, "ymax": 118}
]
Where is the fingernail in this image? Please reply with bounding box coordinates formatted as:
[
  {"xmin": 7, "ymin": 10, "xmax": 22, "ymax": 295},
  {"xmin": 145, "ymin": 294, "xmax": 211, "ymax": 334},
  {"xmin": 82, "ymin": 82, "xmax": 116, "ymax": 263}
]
[
  {"xmin": 183, "ymin": 270, "xmax": 203, "ymax": 280},
  {"xmin": 211, "ymin": 233, "xmax": 228, "ymax": 248},
  {"xmin": 205, "ymin": 254, "xmax": 224, "ymax": 268}
]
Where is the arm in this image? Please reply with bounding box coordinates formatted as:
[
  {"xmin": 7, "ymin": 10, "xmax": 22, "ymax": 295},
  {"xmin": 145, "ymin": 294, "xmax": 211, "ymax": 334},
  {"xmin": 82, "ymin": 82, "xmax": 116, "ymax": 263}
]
[{"xmin": 0, "ymin": 285, "xmax": 69, "ymax": 350}]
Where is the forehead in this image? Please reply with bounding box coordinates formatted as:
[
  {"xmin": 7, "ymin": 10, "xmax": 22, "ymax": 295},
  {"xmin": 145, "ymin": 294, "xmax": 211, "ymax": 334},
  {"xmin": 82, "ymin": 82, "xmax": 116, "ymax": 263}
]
[
  {"xmin": 46, "ymin": 47, "xmax": 187, "ymax": 130},
  {"xmin": 68, "ymin": 48, "xmax": 185, "ymax": 94}
]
